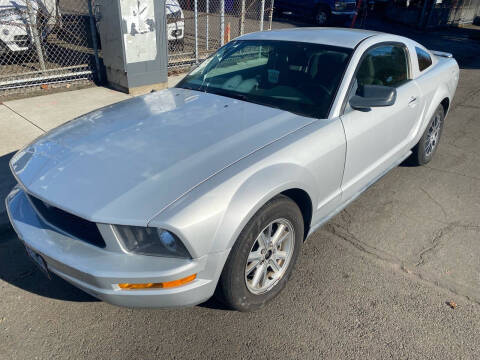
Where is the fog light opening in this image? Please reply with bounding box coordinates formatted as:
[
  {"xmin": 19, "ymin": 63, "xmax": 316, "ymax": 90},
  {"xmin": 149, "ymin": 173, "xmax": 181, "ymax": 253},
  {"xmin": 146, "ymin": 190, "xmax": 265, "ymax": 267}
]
[{"xmin": 118, "ymin": 274, "xmax": 196, "ymax": 290}]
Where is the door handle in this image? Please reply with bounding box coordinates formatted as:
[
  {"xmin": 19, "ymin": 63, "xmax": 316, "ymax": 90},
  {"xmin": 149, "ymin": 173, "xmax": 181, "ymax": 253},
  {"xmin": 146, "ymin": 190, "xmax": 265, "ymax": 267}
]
[{"xmin": 408, "ymin": 96, "xmax": 418, "ymax": 107}]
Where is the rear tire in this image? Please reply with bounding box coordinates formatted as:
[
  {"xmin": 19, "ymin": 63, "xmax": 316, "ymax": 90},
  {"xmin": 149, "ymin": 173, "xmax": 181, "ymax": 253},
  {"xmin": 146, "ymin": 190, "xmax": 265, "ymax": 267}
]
[
  {"xmin": 217, "ymin": 195, "xmax": 304, "ymax": 312},
  {"xmin": 410, "ymin": 104, "xmax": 445, "ymax": 166}
]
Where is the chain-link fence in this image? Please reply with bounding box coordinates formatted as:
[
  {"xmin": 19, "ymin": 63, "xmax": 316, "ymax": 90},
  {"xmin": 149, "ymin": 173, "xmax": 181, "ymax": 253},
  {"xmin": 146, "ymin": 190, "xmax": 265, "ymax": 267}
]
[
  {"xmin": 444, "ymin": 0, "xmax": 480, "ymax": 25},
  {"xmin": 0, "ymin": 0, "xmax": 100, "ymax": 98},
  {"xmin": 0, "ymin": 0, "xmax": 273, "ymax": 97},
  {"xmin": 168, "ymin": 0, "xmax": 274, "ymax": 70},
  {"xmin": 386, "ymin": 0, "xmax": 480, "ymax": 28}
]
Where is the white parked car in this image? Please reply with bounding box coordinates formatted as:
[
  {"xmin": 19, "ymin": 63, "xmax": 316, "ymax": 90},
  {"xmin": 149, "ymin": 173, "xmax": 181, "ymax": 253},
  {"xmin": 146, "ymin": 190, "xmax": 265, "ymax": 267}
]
[
  {"xmin": 0, "ymin": 0, "xmax": 56, "ymax": 54},
  {"xmin": 7, "ymin": 28, "xmax": 459, "ymax": 311},
  {"xmin": 166, "ymin": 0, "xmax": 184, "ymax": 50}
]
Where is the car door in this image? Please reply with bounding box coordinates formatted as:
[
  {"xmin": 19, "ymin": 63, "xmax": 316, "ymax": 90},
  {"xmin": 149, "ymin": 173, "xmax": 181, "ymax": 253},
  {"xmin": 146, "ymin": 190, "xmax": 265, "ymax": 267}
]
[{"xmin": 340, "ymin": 43, "xmax": 422, "ymax": 200}]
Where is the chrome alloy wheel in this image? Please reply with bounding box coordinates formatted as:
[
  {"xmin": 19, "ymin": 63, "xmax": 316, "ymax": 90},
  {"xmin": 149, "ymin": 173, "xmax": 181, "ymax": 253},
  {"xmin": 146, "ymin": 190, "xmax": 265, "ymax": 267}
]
[
  {"xmin": 425, "ymin": 113, "xmax": 442, "ymax": 156},
  {"xmin": 244, "ymin": 218, "xmax": 295, "ymax": 295}
]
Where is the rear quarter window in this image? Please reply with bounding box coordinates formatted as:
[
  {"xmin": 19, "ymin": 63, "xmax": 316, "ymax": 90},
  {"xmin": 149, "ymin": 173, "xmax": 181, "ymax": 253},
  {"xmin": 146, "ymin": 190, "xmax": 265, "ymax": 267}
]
[{"xmin": 416, "ymin": 47, "xmax": 432, "ymax": 72}]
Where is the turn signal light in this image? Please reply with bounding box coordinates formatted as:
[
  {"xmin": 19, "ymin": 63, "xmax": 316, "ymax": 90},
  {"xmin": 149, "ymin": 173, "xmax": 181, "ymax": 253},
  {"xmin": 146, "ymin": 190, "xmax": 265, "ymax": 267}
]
[{"xmin": 118, "ymin": 274, "xmax": 196, "ymax": 290}]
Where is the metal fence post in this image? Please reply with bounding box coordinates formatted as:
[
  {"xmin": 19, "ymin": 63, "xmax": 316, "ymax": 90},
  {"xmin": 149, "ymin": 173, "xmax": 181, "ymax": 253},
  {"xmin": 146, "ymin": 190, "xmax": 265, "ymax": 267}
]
[
  {"xmin": 206, "ymin": 0, "xmax": 209, "ymax": 50},
  {"xmin": 26, "ymin": 0, "xmax": 46, "ymax": 71},
  {"xmin": 425, "ymin": 0, "xmax": 437, "ymax": 29},
  {"xmin": 0, "ymin": 0, "xmax": 101, "ymax": 97},
  {"xmin": 220, "ymin": 0, "xmax": 225, "ymax": 46},
  {"xmin": 239, "ymin": 0, "xmax": 246, "ymax": 35},
  {"xmin": 194, "ymin": 0, "xmax": 198, "ymax": 63},
  {"xmin": 269, "ymin": 0, "xmax": 275, "ymax": 30},
  {"xmin": 88, "ymin": 0, "xmax": 102, "ymax": 83},
  {"xmin": 260, "ymin": 0, "xmax": 265, "ymax": 31}
]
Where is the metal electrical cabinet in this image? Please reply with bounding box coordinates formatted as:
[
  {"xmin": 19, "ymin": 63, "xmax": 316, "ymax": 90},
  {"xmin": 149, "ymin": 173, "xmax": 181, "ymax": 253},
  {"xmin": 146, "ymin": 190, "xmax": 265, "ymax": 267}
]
[{"xmin": 96, "ymin": 0, "xmax": 168, "ymax": 94}]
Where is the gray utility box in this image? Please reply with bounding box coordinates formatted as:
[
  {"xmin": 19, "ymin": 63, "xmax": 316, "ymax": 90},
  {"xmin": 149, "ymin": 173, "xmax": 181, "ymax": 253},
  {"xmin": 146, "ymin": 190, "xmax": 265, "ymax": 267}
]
[{"xmin": 96, "ymin": 0, "xmax": 168, "ymax": 95}]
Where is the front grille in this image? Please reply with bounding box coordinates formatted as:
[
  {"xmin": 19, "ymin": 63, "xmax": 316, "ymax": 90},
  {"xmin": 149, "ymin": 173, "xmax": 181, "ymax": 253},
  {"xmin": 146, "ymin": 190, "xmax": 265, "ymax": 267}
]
[
  {"xmin": 14, "ymin": 35, "xmax": 30, "ymax": 47},
  {"xmin": 28, "ymin": 195, "xmax": 106, "ymax": 248},
  {"xmin": 167, "ymin": 9, "xmax": 182, "ymax": 23}
]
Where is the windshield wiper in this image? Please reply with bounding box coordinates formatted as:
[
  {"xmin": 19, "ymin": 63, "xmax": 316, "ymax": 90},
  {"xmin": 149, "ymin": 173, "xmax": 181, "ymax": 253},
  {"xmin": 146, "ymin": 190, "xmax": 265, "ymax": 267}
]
[
  {"xmin": 177, "ymin": 84, "xmax": 195, "ymax": 90},
  {"xmin": 224, "ymin": 92, "xmax": 248, "ymax": 101},
  {"xmin": 205, "ymin": 88, "xmax": 248, "ymax": 102}
]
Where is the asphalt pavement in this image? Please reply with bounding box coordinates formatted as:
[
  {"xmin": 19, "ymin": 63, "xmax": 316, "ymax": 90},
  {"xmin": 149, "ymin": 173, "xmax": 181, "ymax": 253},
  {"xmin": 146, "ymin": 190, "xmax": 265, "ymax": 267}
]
[{"xmin": 1, "ymin": 20, "xmax": 480, "ymax": 360}]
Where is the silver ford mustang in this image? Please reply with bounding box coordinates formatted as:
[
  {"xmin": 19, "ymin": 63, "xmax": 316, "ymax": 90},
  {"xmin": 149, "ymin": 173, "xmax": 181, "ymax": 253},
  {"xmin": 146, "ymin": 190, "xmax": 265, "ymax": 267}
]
[{"xmin": 6, "ymin": 28, "xmax": 459, "ymax": 311}]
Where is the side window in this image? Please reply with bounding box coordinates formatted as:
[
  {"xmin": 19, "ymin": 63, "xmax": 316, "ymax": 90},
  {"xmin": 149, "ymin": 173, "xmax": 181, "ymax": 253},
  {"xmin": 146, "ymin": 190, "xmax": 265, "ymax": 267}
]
[
  {"xmin": 416, "ymin": 47, "xmax": 432, "ymax": 72},
  {"xmin": 355, "ymin": 45, "xmax": 409, "ymax": 89}
]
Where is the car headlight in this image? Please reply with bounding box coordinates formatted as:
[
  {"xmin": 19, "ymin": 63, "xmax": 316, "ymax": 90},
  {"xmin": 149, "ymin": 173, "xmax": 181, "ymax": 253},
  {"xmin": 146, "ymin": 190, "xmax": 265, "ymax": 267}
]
[
  {"xmin": 334, "ymin": 1, "xmax": 347, "ymax": 10},
  {"xmin": 114, "ymin": 225, "xmax": 191, "ymax": 258}
]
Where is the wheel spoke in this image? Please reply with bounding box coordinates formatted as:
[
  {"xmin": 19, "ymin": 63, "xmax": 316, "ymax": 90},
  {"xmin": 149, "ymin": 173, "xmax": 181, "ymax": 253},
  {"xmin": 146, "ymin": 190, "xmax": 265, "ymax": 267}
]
[
  {"xmin": 257, "ymin": 233, "xmax": 268, "ymax": 250},
  {"xmin": 276, "ymin": 233, "xmax": 290, "ymax": 248},
  {"xmin": 245, "ymin": 259, "xmax": 260, "ymax": 276},
  {"xmin": 425, "ymin": 141, "xmax": 432, "ymax": 155},
  {"xmin": 266, "ymin": 223, "xmax": 274, "ymax": 244},
  {"xmin": 271, "ymin": 224, "xmax": 287, "ymax": 247},
  {"xmin": 251, "ymin": 263, "xmax": 266, "ymax": 288},
  {"xmin": 248, "ymin": 250, "xmax": 263, "ymax": 262},
  {"xmin": 269, "ymin": 259, "xmax": 281, "ymax": 274},
  {"xmin": 260, "ymin": 264, "xmax": 268, "ymax": 287},
  {"xmin": 276, "ymin": 250, "xmax": 288, "ymax": 260}
]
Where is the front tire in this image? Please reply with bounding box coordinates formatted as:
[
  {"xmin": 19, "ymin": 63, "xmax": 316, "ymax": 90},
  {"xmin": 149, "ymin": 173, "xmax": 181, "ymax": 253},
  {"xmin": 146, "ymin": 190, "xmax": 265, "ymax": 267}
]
[
  {"xmin": 314, "ymin": 7, "xmax": 330, "ymax": 26},
  {"xmin": 410, "ymin": 105, "xmax": 445, "ymax": 165},
  {"xmin": 217, "ymin": 195, "xmax": 304, "ymax": 312}
]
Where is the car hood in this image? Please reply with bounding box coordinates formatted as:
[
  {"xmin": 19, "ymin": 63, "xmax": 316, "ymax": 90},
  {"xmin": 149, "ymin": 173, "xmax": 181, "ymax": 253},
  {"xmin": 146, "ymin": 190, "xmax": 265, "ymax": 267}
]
[
  {"xmin": 0, "ymin": 0, "xmax": 38, "ymax": 11},
  {"xmin": 0, "ymin": 0, "xmax": 40, "ymax": 21},
  {"xmin": 166, "ymin": 0, "xmax": 181, "ymax": 15},
  {"xmin": 10, "ymin": 88, "xmax": 314, "ymax": 226}
]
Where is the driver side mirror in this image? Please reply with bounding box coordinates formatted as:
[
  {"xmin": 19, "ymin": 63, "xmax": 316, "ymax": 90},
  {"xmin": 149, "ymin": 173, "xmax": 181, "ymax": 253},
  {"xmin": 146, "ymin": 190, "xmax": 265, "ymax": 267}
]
[{"xmin": 349, "ymin": 84, "xmax": 397, "ymax": 110}]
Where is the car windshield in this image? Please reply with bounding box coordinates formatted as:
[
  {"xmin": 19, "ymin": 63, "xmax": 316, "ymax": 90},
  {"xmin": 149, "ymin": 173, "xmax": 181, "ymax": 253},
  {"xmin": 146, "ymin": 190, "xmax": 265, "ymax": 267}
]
[{"xmin": 177, "ymin": 40, "xmax": 352, "ymax": 119}]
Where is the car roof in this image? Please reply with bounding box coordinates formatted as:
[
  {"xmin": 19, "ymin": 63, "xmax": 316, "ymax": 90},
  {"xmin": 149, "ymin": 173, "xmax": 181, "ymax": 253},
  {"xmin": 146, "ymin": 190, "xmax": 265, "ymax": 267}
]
[{"xmin": 237, "ymin": 27, "xmax": 381, "ymax": 49}]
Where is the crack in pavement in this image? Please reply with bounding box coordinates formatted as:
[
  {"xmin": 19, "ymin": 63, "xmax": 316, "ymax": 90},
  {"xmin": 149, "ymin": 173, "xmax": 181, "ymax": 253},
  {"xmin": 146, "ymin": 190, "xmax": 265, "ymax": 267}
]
[
  {"xmin": 415, "ymin": 225, "xmax": 452, "ymax": 267},
  {"xmin": 324, "ymin": 210, "xmax": 404, "ymax": 267},
  {"xmin": 420, "ymin": 187, "xmax": 448, "ymax": 219},
  {"xmin": 345, "ymin": 199, "xmax": 477, "ymax": 231},
  {"xmin": 322, "ymin": 212, "xmax": 480, "ymax": 305},
  {"xmin": 425, "ymin": 165, "xmax": 480, "ymax": 182}
]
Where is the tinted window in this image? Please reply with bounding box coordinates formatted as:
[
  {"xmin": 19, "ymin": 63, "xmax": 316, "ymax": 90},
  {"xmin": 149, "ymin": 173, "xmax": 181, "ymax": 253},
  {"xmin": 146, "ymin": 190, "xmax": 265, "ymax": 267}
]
[
  {"xmin": 356, "ymin": 45, "xmax": 409, "ymax": 89},
  {"xmin": 416, "ymin": 47, "xmax": 432, "ymax": 71},
  {"xmin": 177, "ymin": 40, "xmax": 352, "ymax": 119}
]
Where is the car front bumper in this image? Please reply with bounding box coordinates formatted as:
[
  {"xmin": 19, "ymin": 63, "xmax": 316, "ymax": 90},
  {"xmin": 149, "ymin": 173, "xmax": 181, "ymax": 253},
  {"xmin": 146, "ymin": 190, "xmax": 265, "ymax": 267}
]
[
  {"xmin": 0, "ymin": 23, "xmax": 31, "ymax": 52},
  {"xmin": 167, "ymin": 21, "xmax": 184, "ymax": 41},
  {"xmin": 6, "ymin": 187, "xmax": 229, "ymax": 308},
  {"xmin": 331, "ymin": 10, "xmax": 357, "ymax": 16}
]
